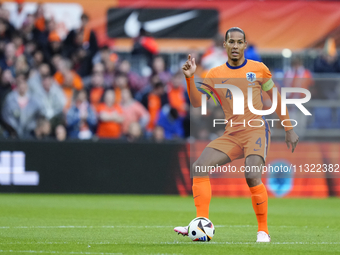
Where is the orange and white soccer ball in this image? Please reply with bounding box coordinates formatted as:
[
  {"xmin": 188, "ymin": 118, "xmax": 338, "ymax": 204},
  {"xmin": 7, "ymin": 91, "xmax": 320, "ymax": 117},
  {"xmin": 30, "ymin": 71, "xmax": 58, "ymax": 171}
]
[{"xmin": 188, "ymin": 217, "xmax": 215, "ymax": 242}]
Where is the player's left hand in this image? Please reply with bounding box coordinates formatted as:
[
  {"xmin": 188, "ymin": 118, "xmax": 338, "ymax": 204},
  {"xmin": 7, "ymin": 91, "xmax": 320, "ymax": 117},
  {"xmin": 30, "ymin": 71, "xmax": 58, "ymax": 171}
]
[{"xmin": 285, "ymin": 129, "xmax": 299, "ymax": 153}]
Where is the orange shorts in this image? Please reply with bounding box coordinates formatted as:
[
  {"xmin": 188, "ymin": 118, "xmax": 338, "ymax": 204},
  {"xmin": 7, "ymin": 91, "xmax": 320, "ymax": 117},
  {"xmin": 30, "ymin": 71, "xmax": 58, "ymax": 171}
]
[{"xmin": 207, "ymin": 127, "xmax": 270, "ymax": 162}]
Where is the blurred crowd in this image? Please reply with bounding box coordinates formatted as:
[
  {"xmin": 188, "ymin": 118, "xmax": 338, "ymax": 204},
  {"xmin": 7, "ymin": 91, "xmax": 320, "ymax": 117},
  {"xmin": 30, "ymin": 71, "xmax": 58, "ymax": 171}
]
[
  {"xmin": 0, "ymin": 2, "xmax": 193, "ymax": 142},
  {"xmin": 0, "ymin": 2, "xmax": 339, "ymax": 142}
]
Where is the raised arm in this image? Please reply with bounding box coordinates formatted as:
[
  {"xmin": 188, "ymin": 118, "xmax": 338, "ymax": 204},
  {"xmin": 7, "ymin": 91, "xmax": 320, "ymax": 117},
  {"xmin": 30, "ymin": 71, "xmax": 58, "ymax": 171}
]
[{"xmin": 182, "ymin": 54, "xmax": 202, "ymax": 107}]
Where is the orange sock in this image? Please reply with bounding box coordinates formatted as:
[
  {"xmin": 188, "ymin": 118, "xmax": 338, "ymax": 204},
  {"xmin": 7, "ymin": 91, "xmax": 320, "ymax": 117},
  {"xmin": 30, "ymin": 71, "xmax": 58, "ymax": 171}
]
[
  {"xmin": 249, "ymin": 183, "xmax": 268, "ymax": 234},
  {"xmin": 192, "ymin": 177, "xmax": 211, "ymax": 218}
]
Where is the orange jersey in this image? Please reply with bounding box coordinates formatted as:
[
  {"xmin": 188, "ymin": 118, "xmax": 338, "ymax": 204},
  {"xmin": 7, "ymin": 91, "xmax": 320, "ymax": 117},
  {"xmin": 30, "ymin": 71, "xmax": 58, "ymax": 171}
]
[
  {"xmin": 96, "ymin": 103, "xmax": 123, "ymax": 138},
  {"xmin": 146, "ymin": 93, "xmax": 161, "ymax": 131},
  {"xmin": 54, "ymin": 71, "xmax": 84, "ymax": 110},
  {"xmin": 168, "ymin": 86, "xmax": 186, "ymax": 117},
  {"xmin": 201, "ymin": 59, "xmax": 274, "ymax": 134},
  {"xmin": 89, "ymin": 87, "xmax": 104, "ymax": 111}
]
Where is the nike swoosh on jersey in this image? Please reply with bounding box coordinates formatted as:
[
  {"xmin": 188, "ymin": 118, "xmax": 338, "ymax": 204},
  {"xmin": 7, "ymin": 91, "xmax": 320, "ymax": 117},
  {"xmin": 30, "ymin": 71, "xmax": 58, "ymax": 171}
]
[
  {"xmin": 221, "ymin": 79, "xmax": 229, "ymax": 83},
  {"xmin": 124, "ymin": 10, "xmax": 199, "ymax": 37},
  {"xmin": 254, "ymin": 149, "xmax": 261, "ymax": 151},
  {"xmin": 257, "ymin": 201, "xmax": 266, "ymax": 205}
]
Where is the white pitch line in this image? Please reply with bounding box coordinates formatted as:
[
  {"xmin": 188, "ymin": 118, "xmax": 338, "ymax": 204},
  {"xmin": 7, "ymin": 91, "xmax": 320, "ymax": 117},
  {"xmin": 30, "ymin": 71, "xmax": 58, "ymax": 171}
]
[
  {"xmin": 160, "ymin": 242, "xmax": 340, "ymax": 245},
  {"xmin": 0, "ymin": 252, "xmax": 183, "ymax": 255},
  {"xmin": 1, "ymin": 241, "xmax": 340, "ymax": 245},
  {"xmin": 0, "ymin": 251, "xmax": 122, "ymax": 255},
  {"xmin": 0, "ymin": 242, "xmax": 112, "ymax": 245},
  {"xmin": 0, "ymin": 226, "xmax": 174, "ymax": 229},
  {"xmin": 0, "ymin": 225, "xmax": 330, "ymax": 229}
]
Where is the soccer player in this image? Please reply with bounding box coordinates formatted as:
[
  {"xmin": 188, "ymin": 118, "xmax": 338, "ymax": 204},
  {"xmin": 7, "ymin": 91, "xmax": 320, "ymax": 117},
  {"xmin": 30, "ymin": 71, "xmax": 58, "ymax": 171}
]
[{"xmin": 174, "ymin": 27, "xmax": 299, "ymax": 242}]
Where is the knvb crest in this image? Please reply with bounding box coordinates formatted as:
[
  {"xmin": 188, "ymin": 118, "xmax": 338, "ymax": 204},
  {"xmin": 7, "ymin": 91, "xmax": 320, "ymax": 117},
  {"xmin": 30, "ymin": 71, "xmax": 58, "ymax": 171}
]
[{"xmin": 246, "ymin": 72, "xmax": 256, "ymax": 82}]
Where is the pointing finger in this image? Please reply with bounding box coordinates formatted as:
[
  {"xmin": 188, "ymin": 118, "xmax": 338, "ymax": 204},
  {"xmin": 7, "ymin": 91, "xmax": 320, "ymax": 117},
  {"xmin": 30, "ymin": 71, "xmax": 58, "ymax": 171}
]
[{"xmin": 188, "ymin": 54, "xmax": 191, "ymax": 61}]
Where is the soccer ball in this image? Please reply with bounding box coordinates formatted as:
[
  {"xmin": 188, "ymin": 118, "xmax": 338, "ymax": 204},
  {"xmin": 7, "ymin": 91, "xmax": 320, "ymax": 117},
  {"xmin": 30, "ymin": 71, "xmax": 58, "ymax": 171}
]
[{"xmin": 188, "ymin": 217, "xmax": 215, "ymax": 242}]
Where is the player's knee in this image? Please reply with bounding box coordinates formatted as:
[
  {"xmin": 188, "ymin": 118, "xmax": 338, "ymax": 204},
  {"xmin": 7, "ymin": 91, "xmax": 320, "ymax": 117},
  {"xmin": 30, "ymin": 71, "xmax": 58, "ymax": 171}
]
[
  {"xmin": 245, "ymin": 155, "xmax": 263, "ymax": 181},
  {"xmin": 245, "ymin": 155, "xmax": 264, "ymax": 167},
  {"xmin": 245, "ymin": 171, "xmax": 261, "ymax": 180},
  {"xmin": 192, "ymin": 159, "xmax": 210, "ymax": 177}
]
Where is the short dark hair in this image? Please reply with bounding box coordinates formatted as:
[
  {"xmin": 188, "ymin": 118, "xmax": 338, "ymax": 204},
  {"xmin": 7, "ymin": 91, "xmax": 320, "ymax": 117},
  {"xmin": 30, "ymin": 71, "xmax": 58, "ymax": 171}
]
[
  {"xmin": 114, "ymin": 71, "xmax": 128, "ymax": 79},
  {"xmin": 16, "ymin": 71, "xmax": 29, "ymax": 80},
  {"xmin": 100, "ymin": 45, "xmax": 109, "ymax": 51},
  {"xmin": 81, "ymin": 13, "xmax": 89, "ymax": 21},
  {"xmin": 74, "ymin": 89, "xmax": 87, "ymax": 101},
  {"xmin": 225, "ymin": 27, "xmax": 246, "ymax": 41},
  {"xmin": 154, "ymin": 81, "xmax": 164, "ymax": 90}
]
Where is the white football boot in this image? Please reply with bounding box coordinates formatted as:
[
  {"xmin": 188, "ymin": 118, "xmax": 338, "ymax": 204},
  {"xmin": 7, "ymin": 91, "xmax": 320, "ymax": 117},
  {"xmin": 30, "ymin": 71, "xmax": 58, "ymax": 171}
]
[
  {"xmin": 174, "ymin": 218, "xmax": 198, "ymax": 236},
  {"xmin": 256, "ymin": 231, "xmax": 271, "ymax": 242},
  {"xmin": 174, "ymin": 226, "xmax": 188, "ymax": 236}
]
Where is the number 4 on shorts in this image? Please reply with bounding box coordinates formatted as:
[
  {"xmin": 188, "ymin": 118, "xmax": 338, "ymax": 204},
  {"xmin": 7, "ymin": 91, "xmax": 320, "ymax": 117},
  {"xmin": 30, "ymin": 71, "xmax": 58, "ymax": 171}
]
[{"xmin": 256, "ymin": 138, "xmax": 262, "ymax": 147}]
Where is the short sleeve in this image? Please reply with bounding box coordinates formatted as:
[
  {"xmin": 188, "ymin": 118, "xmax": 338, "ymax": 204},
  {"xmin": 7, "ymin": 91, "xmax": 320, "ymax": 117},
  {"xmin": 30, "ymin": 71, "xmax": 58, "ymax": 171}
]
[
  {"xmin": 261, "ymin": 63, "xmax": 274, "ymax": 91},
  {"xmin": 198, "ymin": 68, "xmax": 216, "ymax": 99}
]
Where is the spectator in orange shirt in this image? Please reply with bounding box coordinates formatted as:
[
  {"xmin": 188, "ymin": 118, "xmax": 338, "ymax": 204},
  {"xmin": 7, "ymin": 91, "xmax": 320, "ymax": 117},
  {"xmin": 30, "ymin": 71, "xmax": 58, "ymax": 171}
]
[
  {"xmin": 63, "ymin": 13, "xmax": 98, "ymax": 62},
  {"xmin": 92, "ymin": 46, "xmax": 118, "ymax": 87},
  {"xmin": 12, "ymin": 31, "xmax": 24, "ymax": 57},
  {"xmin": 167, "ymin": 71, "xmax": 188, "ymax": 117},
  {"xmin": 96, "ymin": 89, "xmax": 124, "ymax": 139},
  {"xmin": 141, "ymin": 81, "xmax": 168, "ymax": 132},
  {"xmin": 88, "ymin": 63, "xmax": 106, "ymax": 111},
  {"xmin": 45, "ymin": 30, "xmax": 62, "ymax": 63},
  {"xmin": 39, "ymin": 18, "xmax": 57, "ymax": 53},
  {"xmin": 54, "ymin": 58, "xmax": 83, "ymax": 109},
  {"xmin": 120, "ymin": 88, "xmax": 149, "ymax": 135},
  {"xmin": 34, "ymin": 3, "xmax": 45, "ymax": 32},
  {"xmin": 113, "ymin": 72, "xmax": 129, "ymax": 104},
  {"xmin": 132, "ymin": 27, "xmax": 159, "ymax": 67}
]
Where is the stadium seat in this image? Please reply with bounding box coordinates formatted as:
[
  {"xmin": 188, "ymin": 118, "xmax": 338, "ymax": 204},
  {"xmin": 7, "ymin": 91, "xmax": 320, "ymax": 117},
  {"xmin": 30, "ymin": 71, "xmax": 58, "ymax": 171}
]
[
  {"xmin": 335, "ymin": 108, "xmax": 340, "ymax": 128},
  {"xmin": 309, "ymin": 107, "xmax": 333, "ymax": 129}
]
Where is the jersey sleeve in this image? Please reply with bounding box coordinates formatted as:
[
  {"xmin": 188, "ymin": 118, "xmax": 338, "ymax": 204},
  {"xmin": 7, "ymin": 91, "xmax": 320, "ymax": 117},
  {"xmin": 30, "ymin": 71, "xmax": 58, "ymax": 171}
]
[
  {"xmin": 198, "ymin": 68, "xmax": 215, "ymax": 99},
  {"xmin": 261, "ymin": 63, "xmax": 274, "ymax": 91}
]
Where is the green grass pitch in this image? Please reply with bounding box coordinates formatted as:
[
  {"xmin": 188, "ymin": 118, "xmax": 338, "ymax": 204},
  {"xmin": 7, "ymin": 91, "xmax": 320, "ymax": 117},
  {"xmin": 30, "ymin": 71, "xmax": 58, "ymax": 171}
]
[{"xmin": 0, "ymin": 194, "xmax": 339, "ymax": 255}]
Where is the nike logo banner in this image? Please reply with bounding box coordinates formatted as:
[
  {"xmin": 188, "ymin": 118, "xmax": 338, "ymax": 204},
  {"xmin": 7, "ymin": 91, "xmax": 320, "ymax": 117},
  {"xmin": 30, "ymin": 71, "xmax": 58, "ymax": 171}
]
[{"xmin": 107, "ymin": 8, "xmax": 218, "ymax": 38}]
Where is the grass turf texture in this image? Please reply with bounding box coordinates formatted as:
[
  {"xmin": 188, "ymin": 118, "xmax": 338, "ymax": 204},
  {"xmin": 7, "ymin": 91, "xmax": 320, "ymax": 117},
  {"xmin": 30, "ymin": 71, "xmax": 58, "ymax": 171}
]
[{"xmin": 0, "ymin": 195, "xmax": 339, "ymax": 255}]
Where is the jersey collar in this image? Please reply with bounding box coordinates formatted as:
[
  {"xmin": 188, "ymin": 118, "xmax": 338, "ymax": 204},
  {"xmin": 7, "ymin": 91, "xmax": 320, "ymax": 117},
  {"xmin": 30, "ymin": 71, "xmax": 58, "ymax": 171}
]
[{"xmin": 226, "ymin": 59, "xmax": 247, "ymax": 69}]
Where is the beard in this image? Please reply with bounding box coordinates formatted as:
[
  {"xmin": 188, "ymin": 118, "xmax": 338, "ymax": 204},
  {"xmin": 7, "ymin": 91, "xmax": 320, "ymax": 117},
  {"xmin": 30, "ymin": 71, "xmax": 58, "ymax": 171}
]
[{"xmin": 231, "ymin": 57, "xmax": 238, "ymax": 62}]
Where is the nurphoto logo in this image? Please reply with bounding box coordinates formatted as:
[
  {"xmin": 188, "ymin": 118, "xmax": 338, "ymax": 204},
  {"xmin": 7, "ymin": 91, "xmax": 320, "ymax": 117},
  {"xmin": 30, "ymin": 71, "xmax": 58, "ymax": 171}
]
[{"xmin": 198, "ymin": 82, "xmax": 312, "ymax": 128}]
